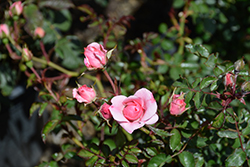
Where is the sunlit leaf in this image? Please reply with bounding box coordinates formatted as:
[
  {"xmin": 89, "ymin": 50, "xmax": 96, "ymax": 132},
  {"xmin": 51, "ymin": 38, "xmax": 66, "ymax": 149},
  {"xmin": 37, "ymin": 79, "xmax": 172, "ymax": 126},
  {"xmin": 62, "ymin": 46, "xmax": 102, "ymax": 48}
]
[
  {"xmin": 225, "ymin": 148, "xmax": 246, "ymax": 167},
  {"xmin": 178, "ymin": 151, "xmax": 195, "ymax": 167},
  {"xmin": 170, "ymin": 129, "xmax": 181, "ymax": 152},
  {"xmin": 217, "ymin": 130, "xmax": 238, "ymax": 139}
]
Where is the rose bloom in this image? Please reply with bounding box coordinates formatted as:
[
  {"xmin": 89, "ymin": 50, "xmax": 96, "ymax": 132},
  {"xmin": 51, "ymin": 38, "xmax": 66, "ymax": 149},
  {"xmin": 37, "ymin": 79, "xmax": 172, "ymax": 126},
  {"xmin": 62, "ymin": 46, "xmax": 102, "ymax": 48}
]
[
  {"xmin": 84, "ymin": 42, "xmax": 107, "ymax": 70},
  {"xmin": 109, "ymin": 88, "xmax": 158, "ymax": 134},
  {"xmin": 99, "ymin": 103, "xmax": 112, "ymax": 120},
  {"xmin": 34, "ymin": 27, "xmax": 45, "ymax": 38},
  {"xmin": 72, "ymin": 85, "xmax": 96, "ymax": 104},
  {"xmin": 9, "ymin": 1, "xmax": 23, "ymax": 17},
  {"xmin": 170, "ymin": 93, "xmax": 187, "ymax": 115},
  {"xmin": 0, "ymin": 24, "xmax": 10, "ymax": 38},
  {"xmin": 224, "ymin": 73, "xmax": 234, "ymax": 87}
]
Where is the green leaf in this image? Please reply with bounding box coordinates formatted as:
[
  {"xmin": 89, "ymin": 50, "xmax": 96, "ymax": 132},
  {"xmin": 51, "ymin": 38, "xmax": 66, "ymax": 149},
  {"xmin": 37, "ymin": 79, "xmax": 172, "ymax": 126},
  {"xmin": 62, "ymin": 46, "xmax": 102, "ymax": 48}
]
[
  {"xmin": 193, "ymin": 92, "xmax": 201, "ymax": 109},
  {"xmin": 212, "ymin": 112, "xmax": 224, "ymax": 128},
  {"xmin": 39, "ymin": 102, "xmax": 48, "ymax": 116},
  {"xmin": 196, "ymin": 137, "xmax": 208, "ymax": 148},
  {"xmin": 159, "ymin": 23, "xmax": 168, "ymax": 33},
  {"xmin": 121, "ymin": 160, "xmax": 129, "ymax": 167},
  {"xmin": 125, "ymin": 154, "xmax": 138, "ymax": 164},
  {"xmin": 226, "ymin": 148, "xmax": 246, "ymax": 167},
  {"xmin": 161, "ymin": 39, "xmax": 174, "ymax": 51},
  {"xmin": 49, "ymin": 161, "xmax": 58, "ymax": 167},
  {"xmin": 86, "ymin": 155, "xmax": 98, "ymax": 167},
  {"xmin": 23, "ymin": 4, "xmax": 44, "ymax": 31},
  {"xmin": 41, "ymin": 120, "xmax": 59, "ymax": 142},
  {"xmin": 172, "ymin": 81, "xmax": 188, "ymax": 88},
  {"xmin": 147, "ymin": 126, "xmax": 172, "ymax": 138},
  {"xmin": 204, "ymin": 53, "xmax": 218, "ymax": 67},
  {"xmin": 213, "ymin": 66, "xmax": 225, "ymax": 76},
  {"xmin": 180, "ymin": 62, "xmax": 199, "ymax": 70},
  {"xmin": 217, "ymin": 130, "xmax": 238, "ymax": 139},
  {"xmin": 78, "ymin": 149, "xmax": 94, "ymax": 158},
  {"xmin": 185, "ymin": 44, "xmax": 210, "ymax": 58},
  {"xmin": 145, "ymin": 147, "xmax": 158, "ymax": 156},
  {"xmin": 210, "ymin": 80, "xmax": 218, "ymax": 91},
  {"xmin": 179, "ymin": 151, "xmax": 195, "ymax": 167},
  {"xmin": 53, "ymin": 9, "xmax": 72, "ymax": 31},
  {"xmin": 200, "ymin": 76, "xmax": 217, "ymax": 89},
  {"xmin": 195, "ymin": 156, "xmax": 205, "ymax": 167},
  {"xmin": 29, "ymin": 102, "xmax": 40, "ymax": 117},
  {"xmin": 192, "ymin": 78, "xmax": 202, "ymax": 88},
  {"xmin": 242, "ymin": 120, "xmax": 250, "ymax": 135},
  {"xmin": 103, "ymin": 139, "xmax": 116, "ymax": 151},
  {"xmin": 170, "ymin": 67, "xmax": 182, "ymax": 80},
  {"xmin": 170, "ymin": 129, "xmax": 181, "ymax": 152},
  {"xmin": 148, "ymin": 154, "xmax": 171, "ymax": 167}
]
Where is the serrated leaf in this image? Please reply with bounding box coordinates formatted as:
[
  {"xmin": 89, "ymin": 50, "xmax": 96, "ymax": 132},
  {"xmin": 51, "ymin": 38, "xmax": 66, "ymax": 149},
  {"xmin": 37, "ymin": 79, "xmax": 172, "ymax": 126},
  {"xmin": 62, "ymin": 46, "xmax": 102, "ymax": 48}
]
[
  {"xmin": 125, "ymin": 154, "xmax": 138, "ymax": 164},
  {"xmin": 193, "ymin": 92, "xmax": 201, "ymax": 109},
  {"xmin": 39, "ymin": 102, "xmax": 48, "ymax": 116},
  {"xmin": 42, "ymin": 120, "xmax": 59, "ymax": 142},
  {"xmin": 147, "ymin": 126, "xmax": 172, "ymax": 138},
  {"xmin": 226, "ymin": 148, "xmax": 246, "ymax": 167},
  {"xmin": 178, "ymin": 151, "xmax": 195, "ymax": 167},
  {"xmin": 212, "ymin": 112, "xmax": 224, "ymax": 128},
  {"xmin": 172, "ymin": 81, "xmax": 188, "ymax": 88},
  {"xmin": 77, "ymin": 149, "xmax": 94, "ymax": 158},
  {"xmin": 121, "ymin": 160, "xmax": 129, "ymax": 167},
  {"xmin": 192, "ymin": 78, "xmax": 202, "ymax": 88},
  {"xmin": 103, "ymin": 139, "xmax": 116, "ymax": 151},
  {"xmin": 185, "ymin": 91, "xmax": 194, "ymax": 105},
  {"xmin": 29, "ymin": 102, "xmax": 40, "ymax": 117},
  {"xmin": 148, "ymin": 154, "xmax": 171, "ymax": 167},
  {"xmin": 217, "ymin": 130, "xmax": 238, "ymax": 139},
  {"xmin": 145, "ymin": 147, "xmax": 158, "ymax": 156},
  {"xmin": 170, "ymin": 129, "xmax": 181, "ymax": 152},
  {"xmin": 242, "ymin": 120, "xmax": 250, "ymax": 135},
  {"xmin": 185, "ymin": 44, "xmax": 210, "ymax": 58},
  {"xmin": 195, "ymin": 156, "xmax": 205, "ymax": 167},
  {"xmin": 213, "ymin": 66, "xmax": 225, "ymax": 76},
  {"xmin": 205, "ymin": 53, "xmax": 218, "ymax": 67},
  {"xmin": 210, "ymin": 80, "xmax": 218, "ymax": 91},
  {"xmin": 200, "ymin": 76, "xmax": 217, "ymax": 89},
  {"xmin": 86, "ymin": 155, "xmax": 98, "ymax": 167}
]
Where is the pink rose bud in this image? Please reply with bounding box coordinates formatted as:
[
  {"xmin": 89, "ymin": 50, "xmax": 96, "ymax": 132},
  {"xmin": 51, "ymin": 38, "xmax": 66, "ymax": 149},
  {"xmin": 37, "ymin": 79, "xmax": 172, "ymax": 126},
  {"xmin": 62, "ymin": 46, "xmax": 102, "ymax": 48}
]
[
  {"xmin": 99, "ymin": 103, "xmax": 112, "ymax": 120},
  {"xmin": 34, "ymin": 27, "xmax": 45, "ymax": 38},
  {"xmin": 9, "ymin": 1, "xmax": 23, "ymax": 17},
  {"xmin": 0, "ymin": 24, "xmax": 10, "ymax": 38},
  {"xmin": 22, "ymin": 47, "xmax": 33, "ymax": 62},
  {"xmin": 72, "ymin": 85, "xmax": 96, "ymax": 104},
  {"xmin": 170, "ymin": 93, "xmax": 188, "ymax": 116},
  {"xmin": 109, "ymin": 88, "xmax": 158, "ymax": 134},
  {"xmin": 84, "ymin": 42, "xmax": 108, "ymax": 70},
  {"xmin": 224, "ymin": 73, "xmax": 234, "ymax": 87}
]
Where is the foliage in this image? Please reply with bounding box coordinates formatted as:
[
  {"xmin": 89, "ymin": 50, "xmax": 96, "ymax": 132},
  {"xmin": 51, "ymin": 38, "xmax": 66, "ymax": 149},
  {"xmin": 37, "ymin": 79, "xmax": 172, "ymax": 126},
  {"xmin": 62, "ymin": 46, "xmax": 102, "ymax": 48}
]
[{"xmin": 1, "ymin": 0, "xmax": 250, "ymax": 166}]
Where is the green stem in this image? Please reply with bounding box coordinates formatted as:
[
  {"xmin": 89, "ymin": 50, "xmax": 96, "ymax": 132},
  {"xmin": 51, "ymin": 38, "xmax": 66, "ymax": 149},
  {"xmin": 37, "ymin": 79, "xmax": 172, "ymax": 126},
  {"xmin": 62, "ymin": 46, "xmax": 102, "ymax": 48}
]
[
  {"xmin": 32, "ymin": 56, "xmax": 79, "ymax": 77},
  {"xmin": 140, "ymin": 126, "xmax": 156, "ymax": 140}
]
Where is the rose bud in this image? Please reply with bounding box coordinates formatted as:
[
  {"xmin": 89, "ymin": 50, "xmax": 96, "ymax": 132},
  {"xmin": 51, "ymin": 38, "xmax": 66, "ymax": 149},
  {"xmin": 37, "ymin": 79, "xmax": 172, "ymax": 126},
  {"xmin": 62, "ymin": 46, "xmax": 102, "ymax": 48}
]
[
  {"xmin": 109, "ymin": 88, "xmax": 158, "ymax": 134},
  {"xmin": 224, "ymin": 73, "xmax": 234, "ymax": 87},
  {"xmin": 22, "ymin": 47, "xmax": 33, "ymax": 62},
  {"xmin": 34, "ymin": 27, "xmax": 45, "ymax": 38},
  {"xmin": 170, "ymin": 93, "xmax": 188, "ymax": 116},
  {"xmin": 234, "ymin": 59, "xmax": 245, "ymax": 74},
  {"xmin": 0, "ymin": 24, "xmax": 10, "ymax": 38},
  {"xmin": 84, "ymin": 42, "xmax": 107, "ymax": 70},
  {"xmin": 72, "ymin": 85, "xmax": 96, "ymax": 104},
  {"xmin": 9, "ymin": 1, "xmax": 23, "ymax": 17},
  {"xmin": 99, "ymin": 103, "xmax": 112, "ymax": 120}
]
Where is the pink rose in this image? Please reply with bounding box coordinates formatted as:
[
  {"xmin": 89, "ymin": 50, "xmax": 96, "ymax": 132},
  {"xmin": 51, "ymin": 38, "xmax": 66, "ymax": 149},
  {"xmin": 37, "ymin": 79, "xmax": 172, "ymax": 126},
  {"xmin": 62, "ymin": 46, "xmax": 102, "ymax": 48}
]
[
  {"xmin": 0, "ymin": 24, "xmax": 10, "ymax": 38},
  {"xmin": 170, "ymin": 93, "xmax": 187, "ymax": 115},
  {"xmin": 34, "ymin": 27, "xmax": 45, "ymax": 38},
  {"xmin": 99, "ymin": 103, "xmax": 112, "ymax": 120},
  {"xmin": 84, "ymin": 42, "xmax": 107, "ymax": 70},
  {"xmin": 109, "ymin": 88, "xmax": 158, "ymax": 134},
  {"xmin": 72, "ymin": 85, "xmax": 96, "ymax": 104},
  {"xmin": 224, "ymin": 73, "xmax": 234, "ymax": 87},
  {"xmin": 22, "ymin": 47, "xmax": 33, "ymax": 61},
  {"xmin": 9, "ymin": 1, "xmax": 23, "ymax": 17}
]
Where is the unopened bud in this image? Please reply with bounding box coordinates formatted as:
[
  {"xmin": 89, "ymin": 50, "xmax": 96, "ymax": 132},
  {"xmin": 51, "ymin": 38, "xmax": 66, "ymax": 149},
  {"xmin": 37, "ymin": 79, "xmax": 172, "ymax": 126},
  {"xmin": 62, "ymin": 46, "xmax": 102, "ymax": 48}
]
[
  {"xmin": 9, "ymin": 1, "xmax": 23, "ymax": 17},
  {"xmin": 241, "ymin": 81, "xmax": 250, "ymax": 93},
  {"xmin": 0, "ymin": 24, "xmax": 10, "ymax": 38},
  {"xmin": 34, "ymin": 27, "xmax": 45, "ymax": 38},
  {"xmin": 234, "ymin": 59, "xmax": 245, "ymax": 73},
  {"xmin": 22, "ymin": 47, "xmax": 33, "ymax": 62}
]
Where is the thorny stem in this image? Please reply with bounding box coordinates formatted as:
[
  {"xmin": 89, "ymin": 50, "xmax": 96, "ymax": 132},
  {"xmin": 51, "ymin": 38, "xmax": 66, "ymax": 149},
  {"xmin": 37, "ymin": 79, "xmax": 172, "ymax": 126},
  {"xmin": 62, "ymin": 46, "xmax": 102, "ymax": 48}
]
[
  {"xmin": 30, "ymin": 67, "xmax": 41, "ymax": 83},
  {"xmin": 103, "ymin": 69, "xmax": 118, "ymax": 95},
  {"xmin": 39, "ymin": 41, "xmax": 50, "ymax": 62},
  {"xmin": 140, "ymin": 126, "xmax": 156, "ymax": 140}
]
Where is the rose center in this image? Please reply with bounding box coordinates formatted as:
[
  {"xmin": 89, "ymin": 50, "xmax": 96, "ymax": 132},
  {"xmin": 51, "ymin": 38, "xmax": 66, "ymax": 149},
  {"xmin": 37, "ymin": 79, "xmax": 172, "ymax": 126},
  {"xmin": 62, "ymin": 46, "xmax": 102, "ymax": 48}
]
[{"xmin": 123, "ymin": 101, "xmax": 143, "ymax": 121}]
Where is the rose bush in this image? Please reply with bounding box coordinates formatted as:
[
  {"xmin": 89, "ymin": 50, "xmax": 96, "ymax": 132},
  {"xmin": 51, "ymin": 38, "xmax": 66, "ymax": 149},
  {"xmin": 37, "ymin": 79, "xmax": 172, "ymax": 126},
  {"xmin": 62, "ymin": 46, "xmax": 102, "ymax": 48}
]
[
  {"xmin": 84, "ymin": 42, "xmax": 108, "ymax": 70},
  {"xmin": 109, "ymin": 88, "xmax": 158, "ymax": 134},
  {"xmin": 72, "ymin": 85, "xmax": 96, "ymax": 104}
]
